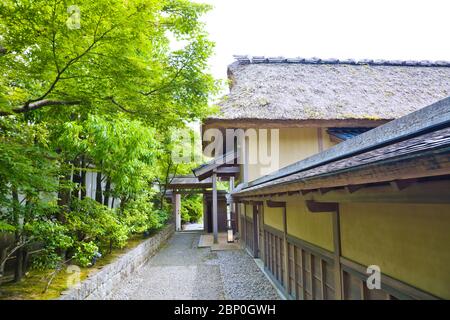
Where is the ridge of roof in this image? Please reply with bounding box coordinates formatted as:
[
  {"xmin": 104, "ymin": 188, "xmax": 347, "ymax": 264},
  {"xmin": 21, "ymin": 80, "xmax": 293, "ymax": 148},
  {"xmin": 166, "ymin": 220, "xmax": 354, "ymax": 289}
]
[{"xmin": 232, "ymin": 55, "xmax": 450, "ymax": 67}]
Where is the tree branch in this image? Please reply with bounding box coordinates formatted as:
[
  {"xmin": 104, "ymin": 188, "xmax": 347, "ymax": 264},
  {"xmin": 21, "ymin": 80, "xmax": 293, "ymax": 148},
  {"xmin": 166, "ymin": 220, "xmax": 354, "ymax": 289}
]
[
  {"xmin": 19, "ymin": 19, "xmax": 121, "ymax": 110},
  {"xmin": 51, "ymin": 0, "xmax": 60, "ymax": 73},
  {"xmin": 0, "ymin": 100, "xmax": 82, "ymax": 116},
  {"xmin": 108, "ymin": 97, "xmax": 138, "ymax": 114},
  {"xmin": 8, "ymin": 8, "xmax": 143, "ymax": 115},
  {"xmin": 141, "ymin": 64, "xmax": 186, "ymax": 96},
  {"xmin": 0, "ymin": 238, "xmax": 33, "ymax": 277}
]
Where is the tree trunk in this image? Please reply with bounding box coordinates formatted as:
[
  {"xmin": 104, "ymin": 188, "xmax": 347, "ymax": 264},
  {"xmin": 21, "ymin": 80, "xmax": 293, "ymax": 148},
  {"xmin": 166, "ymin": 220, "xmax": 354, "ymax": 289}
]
[
  {"xmin": 80, "ymin": 157, "xmax": 87, "ymax": 200},
  {"xmin": 72, "ymin": 158, "xmax": 82, "ymax": 199},
  {"xmin": 14, "ymin": 248, "xmax": 24, "ymax": 282},
  {"xmin": 11, "ymin": 188, "xmax": 23, "ymax": 282},
  {"xmin": 0, "ymin": 246, "xmax": 7, "ymax": 277},
  {"xmin": 103, "ymin": 177, "xmax": 111, "ymax": 207},
  {"xmin": 159, "ymin": 161, "xmax": 176, "ymax": 210},
  {"xmin": 119, "ymin": 195, "xmax": 127, "ymax": 214},
  {"xmin": 22, "ymin": 247, "xmax": 29, "ymax": 275},
  {"xmin": 95, "ymin": 171, "xmax": 103, "ymax": 204},
  {"xmin": 57, "ymin": 164, "xmax": 72, "ymax": 223},
  {"xmin": 57, "ymin": 165, "xmax": 71, "ymax": 261}
]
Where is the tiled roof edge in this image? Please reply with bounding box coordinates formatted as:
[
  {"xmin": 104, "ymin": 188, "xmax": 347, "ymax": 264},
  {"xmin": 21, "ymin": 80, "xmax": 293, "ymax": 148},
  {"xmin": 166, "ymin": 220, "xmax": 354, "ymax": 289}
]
[{"xmin": 232, "ymin": 55, "xmax": 450, "ymax": 67}]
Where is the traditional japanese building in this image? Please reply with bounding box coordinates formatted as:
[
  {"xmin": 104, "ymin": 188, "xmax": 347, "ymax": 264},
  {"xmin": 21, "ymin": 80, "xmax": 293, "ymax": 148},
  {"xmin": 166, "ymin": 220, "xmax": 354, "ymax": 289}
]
[{"xmin": 199, "ymin": 56, "xmax": 450, "ymax": 300}]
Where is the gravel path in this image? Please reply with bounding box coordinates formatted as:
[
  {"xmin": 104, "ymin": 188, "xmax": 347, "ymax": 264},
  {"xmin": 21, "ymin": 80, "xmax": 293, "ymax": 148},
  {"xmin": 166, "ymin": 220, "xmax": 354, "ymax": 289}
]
[{"xmin": 107, "ymin": 232, "xmax": 280, "ymax": 300}]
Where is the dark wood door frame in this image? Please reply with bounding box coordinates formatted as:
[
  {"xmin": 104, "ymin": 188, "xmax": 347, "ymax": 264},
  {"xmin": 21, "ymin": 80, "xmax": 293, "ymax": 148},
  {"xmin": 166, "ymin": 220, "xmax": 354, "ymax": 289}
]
[{"xmin": 252, "ymin": 205, "xmax": 260, "ymax": 258}]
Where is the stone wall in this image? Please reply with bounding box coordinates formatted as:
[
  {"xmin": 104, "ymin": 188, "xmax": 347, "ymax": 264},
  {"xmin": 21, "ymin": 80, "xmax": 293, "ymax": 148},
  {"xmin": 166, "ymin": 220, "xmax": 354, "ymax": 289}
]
[{"xmin": 59, "ymin": 224, "xmax": 174, "ymax": 300}]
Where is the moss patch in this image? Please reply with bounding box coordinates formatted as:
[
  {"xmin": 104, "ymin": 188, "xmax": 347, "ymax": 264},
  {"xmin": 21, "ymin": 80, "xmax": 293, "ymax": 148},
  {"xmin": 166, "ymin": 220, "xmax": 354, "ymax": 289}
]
[{"xmin": 0, "ymin": 233, "xmax": 147, "ymax": 300}]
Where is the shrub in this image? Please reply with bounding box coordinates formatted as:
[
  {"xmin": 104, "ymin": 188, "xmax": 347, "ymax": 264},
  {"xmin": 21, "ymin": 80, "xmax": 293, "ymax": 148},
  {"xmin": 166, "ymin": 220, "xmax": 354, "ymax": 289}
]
[
  {"xmin": 122, "ymin": 193, "xmax": 169, "ymax": 233},
  {"xmin": 26, "ymin": 220, "xmax": 73, "ymax": 270},
  {"xmin": 66, "ymin": 198, "xmax": 128, "ymax": 256},
  {"xmin": 73, "ymin": 241, "xmax": 99, "ymax": 267},
  {"xmin": 180, "ymin": 194, "xmax": 203, "ymax": 224}
]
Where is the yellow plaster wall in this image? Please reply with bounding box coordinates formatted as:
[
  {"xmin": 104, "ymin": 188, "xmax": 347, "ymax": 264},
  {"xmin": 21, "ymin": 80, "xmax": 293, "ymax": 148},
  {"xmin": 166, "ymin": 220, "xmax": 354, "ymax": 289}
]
[
  {"xmin": 278, "ymin": 128, "xmax": 319, "ymax": 168},
  {"xmin": 247, "ymin": 127, "xmax": 320, "ymax": 181},
  {"xmin": 263, "ymin": 204, "xmax": 284, "ymax": 231},
  {"xmin": 286, "ymin": 197, "xmax": 334, "ymax": 251},
  {"xmin": 340, "ymin": 202, "xmax": 450, "ymax": 299}
]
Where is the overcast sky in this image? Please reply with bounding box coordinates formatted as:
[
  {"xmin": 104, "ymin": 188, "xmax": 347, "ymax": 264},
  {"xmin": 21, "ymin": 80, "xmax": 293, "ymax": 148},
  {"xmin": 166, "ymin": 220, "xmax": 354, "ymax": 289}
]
[{"xmin": 199, "ymin": 0, "xmax": 450, "ymax": 81}]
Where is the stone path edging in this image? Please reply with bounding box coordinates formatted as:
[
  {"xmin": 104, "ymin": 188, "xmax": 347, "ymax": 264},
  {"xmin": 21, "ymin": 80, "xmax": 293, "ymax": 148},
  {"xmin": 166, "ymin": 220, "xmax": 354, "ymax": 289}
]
[{"xmin": 58, "ymin": 223, "xmax": 174, "ymax": 300}]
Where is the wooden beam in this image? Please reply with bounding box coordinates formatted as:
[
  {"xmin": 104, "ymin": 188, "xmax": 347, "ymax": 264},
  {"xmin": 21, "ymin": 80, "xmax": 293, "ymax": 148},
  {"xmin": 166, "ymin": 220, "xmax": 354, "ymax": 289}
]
[
  {"xmin": 266, "ymin": 200, "xmax": 286, "ymax": 208},
  {"xmin": 203, "ymin": 118, "xmax": 389, "ymax": 130},
  {"xmin": 237, "ymin": 151, "xmax": 450, "ymax": 198},
  {"xmin": 166, "ymin": 189, "xmax": 209, "ymax": 195},
  {"xmin": 168, "ymin": 183, "xmax": 213, "ymax": 189},
  {"xmin": 300, "ymin": 189, "xmax": 314, "ymax": 196},
  {"xmin": 345, "ymin": 185, "xmax": 364, "ymax": 194},
  {"xmin": 390, "ymin": 179, "xmax": 417, "ymax": 191},
  {"xmin": 305, "ymin": 200, "xmax": 338, "ymax": 213},
  {"xmin": 319, "ymin": 187, "xmax": 333, "ymax": 195},
  {"xmin": 298, "ymin": 179, "xmax": 450, "ymax": 204},
  {"xmin": 215, "ymin": 166, "xmax": 240, "ymax": 177}
]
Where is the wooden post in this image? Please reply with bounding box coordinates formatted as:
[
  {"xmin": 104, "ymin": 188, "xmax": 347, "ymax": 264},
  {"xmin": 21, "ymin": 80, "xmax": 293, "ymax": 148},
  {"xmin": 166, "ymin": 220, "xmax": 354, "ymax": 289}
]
[
  {"xmin": 243, "ymin": 203, "xmax": 247, "ymax": 246},
  {"xmin": 282, "ymin": 206, "xmax": 289, "ymax": 291},
  {"xmin": 175, "ymin": 193, "xmax": 181, "ymax": 231},
  {"xmin": 243, "ymin": 137, "xmax": 249, "ymax": 183},
  {"xmin": 260, "ymin": 204, "xmax": 265, "ymax": 263},
  {"xmin": 202, "ymin": 195, "xmax": 208, "ymax": 232},
  {"xmin": 332, "ymin": 210, "xmax": 343, "ymax": 300},
  {"xmin": 212, "ymin": 172, "xmax": 218, "ymax": 244},
  {"xmin": 252, "ymin": 205, "xmax": 259, "ymax": 257},
  {"xmin": 171, "ymin": 192, "xmax": 176, "ymax": 230},
  {"xmin": 317, "ymin": 128, "xmax": 324, "ymax": 152},
  {"xmin": 229, "ymin": 176, "xmax": 235, "ymax": 190},
  {"xmin": 266, "ymin": 200, "xmax": 288, "ymax": 292},
  {"xmin": 306, "ymin": 200, "xmax": 342, "ymax": 300},
  {"xmin": 229, "ymin": 176, "xmax": 235, "ymax": 231}
]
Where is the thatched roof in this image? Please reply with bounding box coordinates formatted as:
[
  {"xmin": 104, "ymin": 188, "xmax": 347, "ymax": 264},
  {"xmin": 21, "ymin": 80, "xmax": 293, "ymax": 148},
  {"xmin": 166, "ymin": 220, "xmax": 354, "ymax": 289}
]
[
  {"xmin": 212, "ymin": 56, "xmax": 450, "ymax": 121},
  {"xmin": 232, "ymin": 96, "xmax": 450, "ymax": 196}
]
